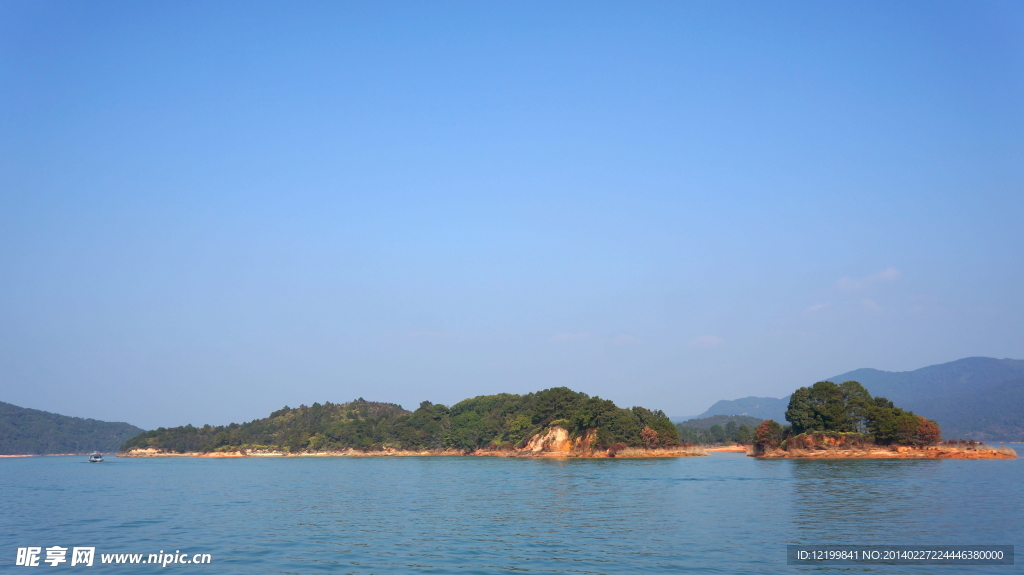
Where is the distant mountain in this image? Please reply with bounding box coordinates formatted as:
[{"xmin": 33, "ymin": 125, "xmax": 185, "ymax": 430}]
[
  {"xmin": 826, "ymin": 357, "xmax": 1024, "ymax": 410},
  {"xmin": 678, "ymin": 414, "xmax": 764, "ymax": 430},
  {"xmin": 696, "ymin": 357, "xmax": 1024, "ymax": 442},
  {"xmin": 669, "ymin": 415, "xmax": 701, "ymax": 424},
  {"xmin": 908, "ymin": 377, "xmax": 1024, "ymax": 441},
  {"xmin": 0, "ymin": 402, "xmax": 145, "ymax": 455},
  {"xmin": 699, "ymin": 396, "xmax": 790, "ymax": 423}
]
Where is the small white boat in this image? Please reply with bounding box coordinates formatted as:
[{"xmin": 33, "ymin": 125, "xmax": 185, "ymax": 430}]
[{"xmin": 88, "ymin": 452, "xmax": 103, "ymax": 463}]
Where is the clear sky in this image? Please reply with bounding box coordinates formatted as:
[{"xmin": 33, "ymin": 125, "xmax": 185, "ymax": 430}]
[{"xmin": 2, "ymin": 1, "xmax": 1022, "ymax": 429}]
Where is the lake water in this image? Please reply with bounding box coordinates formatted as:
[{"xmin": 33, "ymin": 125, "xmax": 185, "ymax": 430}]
[{"xmin": 2, "ymin": 450, "xmax": 1021, "ymax": 574}]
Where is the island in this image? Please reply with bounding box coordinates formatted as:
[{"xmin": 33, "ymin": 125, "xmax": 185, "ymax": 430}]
[
  {"xmin": 0, "ymin": 401, "xmax": 145, "ymax": 455},
  {"xmin": 750, "ymin": 381, "xmax": 1016, "ymax": 459},
  {"xmin": 120, "ymin": 387, "xmax": 707, "ymax": 459}
]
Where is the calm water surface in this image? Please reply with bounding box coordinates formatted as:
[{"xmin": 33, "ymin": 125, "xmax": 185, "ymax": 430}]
[{"xmin": 2, "ymin": 450, "xmax": 1021, "ymax": 574}]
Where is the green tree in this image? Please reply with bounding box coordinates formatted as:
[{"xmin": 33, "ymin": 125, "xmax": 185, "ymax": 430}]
[
  {"xmin": 809, "ymin": 381, "xmax": 849, "ymax": 431},
  {"xmin": 733, "ymin": 424, "xmax": 754, "ymax": 444},
  {"xmin": 839, "ymin": 381, "xmax": 873, "ymax": 432},
  {"xmin": 866, "ymin": 397, "xmax": 907, "ymax": 444},
  {"xmin": 786, "ymin": 381, "xmax": 868, "ymax": 434},
  {"xmin": 785, "ymin": 386, "xmax": 818, "ymax": 434},
  {"xmin": 532, "ymin": 387, "xmax": 581, "ymax": 426},
  {"xmin": 724, "ymin": 421, "xmax": 738, "ymax": 441}
]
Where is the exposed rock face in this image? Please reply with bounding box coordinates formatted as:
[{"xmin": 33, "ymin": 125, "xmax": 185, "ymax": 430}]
[
  {"xmin": 525, "ymin": 426, "xmax": 573, "ymax": 452},
  {"xmin": 122, "ymin": 447, "xmax": 190, "ymax": 457},
  {"xmin": 523, "ymin": 426, "xmax": 599, "ymax": 454}
]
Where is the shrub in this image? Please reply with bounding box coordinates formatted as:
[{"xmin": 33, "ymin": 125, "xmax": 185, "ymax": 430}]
[
  {"xmin": 753, "ymin": 420, "xmax": 784, "ymax": 453},
  {"xmin": 607, "ymin": 442, "xmax": 628, "ymax": 457},
  {"xmin": 640, "ymin": 426, "xmax": 660, "ymax": 448}
]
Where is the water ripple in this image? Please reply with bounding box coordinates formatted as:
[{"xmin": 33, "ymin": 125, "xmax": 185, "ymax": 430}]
[{"xmin": 1, "ymin": 454, "xmax": 1020, "ymax": 574}]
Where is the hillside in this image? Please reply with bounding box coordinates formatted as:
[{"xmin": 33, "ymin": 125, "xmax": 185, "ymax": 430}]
[
  {"xmin": 0, "ymin": 402, "xmax": 145, "ymax": 455},
  {"xmin": 909, "ymin": 377, "xmax": 1024, "ymax": 441},
  {"xmin": 696, "ymin": 357, "xmax": 1024, "ymax": 441},
  {"xmin": 678, "ymin": 414, "xmax": 763, "ymax": 430},
  {"xmin": 827, "ymin": 357, "xmax": 1024, "ymax": 409},
  {"xmin": 675, "ymin": 415, "xmax": 763, "ymax": 444},
  {"xmin": 121, "ymin": 387, "xmax": 680, "ymax": 453}
]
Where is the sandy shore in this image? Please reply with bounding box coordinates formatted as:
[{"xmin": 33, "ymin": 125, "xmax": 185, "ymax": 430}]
[
  {"xmin": 705, "ymin": 445, "xmax": 749, "ymax": 453},
  {"xmin": 121, "ymin": 446, "xmax": 709, "ymax": 459}
]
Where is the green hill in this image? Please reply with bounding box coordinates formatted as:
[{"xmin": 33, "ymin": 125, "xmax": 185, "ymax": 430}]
[
  {"xmin": 696, "ymin": 357, "xmax": 1024, "ymax": 441},
  {"xmin": 826, "ymin": 357, "xmax": 1024, "ymax": 409},
  {"xmin": 674, "ymin": 415, "xmax": 762, "ymax": 444},
  {"xmin": 0, "ymin": 401, "xmax": 145, "ymax": 455},
  {"xmin": 698, "ymin": 397, "xmax": 790, "ymax": 423},
  {"xmin": 908, "ymin": 377, "xmax": 1024, "ymax": 441},
  {"xmin": 121, "ymin": 387, "xmax": 680, "ymax": 453}
]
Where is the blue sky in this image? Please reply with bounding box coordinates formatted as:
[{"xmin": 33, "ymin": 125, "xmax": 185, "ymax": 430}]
[{"xmin": 2, "ymin": 1, "xmax": 1022, "ymax": 429}]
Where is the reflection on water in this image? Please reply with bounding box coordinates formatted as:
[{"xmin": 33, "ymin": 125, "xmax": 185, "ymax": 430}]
[
  {"xmin": 790, "ymin": 459, "xmax": 941, "ymax": 541},
  {"xmin": 1, "ymin": 454, "xmax": 1020, "ymax": 574},
  {"xmin": 787, "ymin": 458, "xmax": 1017, "ymax": 549}
]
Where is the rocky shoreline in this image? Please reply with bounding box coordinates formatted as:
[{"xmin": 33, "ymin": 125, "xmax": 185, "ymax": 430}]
[
  {"xmin": 754, "ymin": 444, "xmax": 1016, "ymax": 459},
  {"xmin": 120, "ymin": 446, "xmax": 708, "ymax": 459}
]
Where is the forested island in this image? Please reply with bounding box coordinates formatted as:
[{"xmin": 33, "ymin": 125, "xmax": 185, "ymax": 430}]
[
  {"xmin": 121, "ymin": 387, "xmax": 704, "ymax": 458},
  {"xmin": 699, "ymin": 358, "xmax": 1024, "ymax": 442},
  {"xmin": 751, "ymin": 381, "xmax": 1015, "ymax": 459}
]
